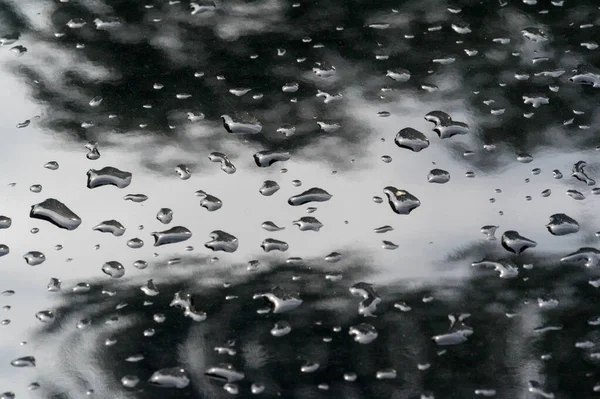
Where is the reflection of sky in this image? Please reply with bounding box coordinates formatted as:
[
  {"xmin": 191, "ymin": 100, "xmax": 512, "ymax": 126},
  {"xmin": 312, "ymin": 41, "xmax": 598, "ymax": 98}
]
[{"xmin": 2, "ymin": 4, "xmax": 600, "ymax": 396}]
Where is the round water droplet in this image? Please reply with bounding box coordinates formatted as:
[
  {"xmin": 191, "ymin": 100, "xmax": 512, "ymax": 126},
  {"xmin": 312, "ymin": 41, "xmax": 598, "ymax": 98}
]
[
  {"xmin": 127, "ymin": 238, "xmax": 144, "ymax": 248},
  {"xmin": 102, "ymin": 261, "xmax": 125, "ymax": 278},
  {"xmin": 23, "ymin": 251, "xmax": 45, "ymax": 266}
]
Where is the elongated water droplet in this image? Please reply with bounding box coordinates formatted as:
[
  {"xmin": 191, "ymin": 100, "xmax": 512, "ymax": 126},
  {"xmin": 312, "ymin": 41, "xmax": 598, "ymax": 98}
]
[
  {"xmin": 0, "ymin": 216, "xmax": 12, "ymax": 229},
  {"xmin": 152, "ymin": 226, "xmax": 192, "ymax": 246},
  {"xmin": 501, "ymin": 230, "xmax": 537, "ymax": 254},
  {"xmin": 30, "ymin": 198, "xmax": 81, "ymax": 230},
  {"xmin": 221, "ymin": 115, "xmax": 262, "ymax": 134},
  {"xmin": 546, "ymin": 213, "xmax": 579, "ymax": 236},
  {"xmin": 253, "ymin": 286, "xmax": 302, "ymax": 313},
  {"xmin": 87, "ymin": 167, "xmax": 132, "ymax": 189},
  {"xmin": 472, "ymin": 259, "xmax": 518, "ymax": 279},
  {"xmin": 44, "ymin": 161, "xmax": 59, "ymax": 170},
  {"xmin": 254, "ymin": 150, "xmax": 291, "ymax": 167},
  {"xmin": 288, "ymin": 187, "xmax": 332, "ymax": 206},
  {"xmin": 93, "ymin": 220, "xmax": 125, "ymax": 236},
  {"xmin": 149, "ymin": 367, "xmax": 190, "ymax": 388},
  {"xmin": 208, "ymin": 152, "xmax": 236, "ymax": 174},
  {"xmin": 262, "ymin": 221, "xmax": 285, "ymax": 231},
  {"xmin": 261, "ymin": 238, "xmax": 289, "ymax": 252},
  {"xmin": 11, "ymin": 356, "xmax": 35, "ymax": 367},
  {"xmin": 124, "ymin": 193, "xmax": 148, "ymax": 203},
  {"xmin": 293, "ymin": 216, "xmax": 323, "ymax": 231},
  {"xmin": 127, "ymin": 238, "xmax": 144, "ymax": 248}
]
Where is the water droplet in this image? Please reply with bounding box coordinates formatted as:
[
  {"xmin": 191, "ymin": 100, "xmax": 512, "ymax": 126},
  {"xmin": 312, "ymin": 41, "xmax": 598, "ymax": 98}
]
[
  {"xmin": 569, "ymin": 64, "xmax": 600, "ymax": 88},
  {"xmin": 481, "ymin": 225, "xmax": 498, "ymax": 240},
  {"xmin": 251, "ymin": 383, "xmax": 265, "ymax": 394},
  {"xmin": 121, "ymin": 375, "xmax": 140, "ymax": 388},
  {"xmin": 253, "ymin": 286, "xmax": 302, "ymax": 313},
  {"xmin": 425, "ymin": 111, "xmax": 469, "ymax": 138},
  {"xmin": 349, "ymin": 282, "xmax": 381, "ymax": 317},
  {"xmin": 546, "ymin": 214, "xmax": 579, "ymax": 236},
  {"xmin": 271, "ymin": 321, "xmax": 292, "ymax": 337},
  {"xmin": 571, "ymin": 161, "xmax": 596, "ymax": 186},
  {"xmin": 386, "ymin": 68, "xmax": 411, "ymax": 82},
  {"xmin": 501, "ymin": 230, "xmax": 537, "ymax": 254},
  {"xmin": 170, "ymin": 291, "xmax": 207, "ymax": 322},
  {"xmin": 254, "ymin": 150, "xmax": 291, "ymax": 167},
  {"xmin": 259, "ymin": 180, "xmax": 280, "ymax": 196},
  {"xmin": 427, "ymin": 169, "xmax": 450, "ymax": 184},
  {"xmin": 141, "ymin": 279, "xmax": 159, "ymax": 296},
  {"xmin": 384, "ymin": 187, "xmax": 421, "ymax": 215},
  {"xmin": 72, "ymin": 282, "xmax": 91, "ymax": 293},
  {"xmin": 127, "ymin": 238, "xmax": 144, "ymax": 248},
  {"xmin": 28, "ymin": 184, "xmax": 42, "ymax": 193},
  {"xmin": 0, "ymin": 216, "xmax": 11, "ymax": 229},
  {"xmin": 221, "ymin": 114, "xmax": 262, "ymax": 134},
  {"xmin": 292, "ymin": 217, "xmax": 323, "ymax": 231},
  {"xmin": 92, "ymin": 220, "xmax": 125, "ymax": 236},
  {"xmin": 382, "ymin": 240, "xmax": 399, "ymax": 250},
  {"xmin": 133, "ymin": 260, "xmax": 148, "ymax": 270},
  {"xmin": 561, "ymin": 247, "xmax": 600, "ymax": 268},
  {"xmin": 175, "ymin": 164, "xmax": 191, "ymax": 180},
  {"xmin": 85, "ymin": 141, "xmax": 100, "ymax": 160},
  {"xmin": 432, "ymin": 314, "xmax": 473, "ymax": 345},
  {"xmin": 156, "ymin": 208, "xmax": 173, "ymax": 224},
  {"xmin": 349, "ymin": 323, "xmax": 378, "ymax": 344},
  {"xmin": 11, "ymin": 356, "xmax": 35, "ymax": 367},
  {"xmin": 195, "ymin": 190, "xmax": 223, "ymax": 211},
  {"xmin": 0, "ymin": 393, "xmax": 14, "ymax": 399},
  {"xmin": 208, "ymin": 152, "xmax": 236, "ymax": 174},
  {"xmin": 261, "ymin": 238, "xmax": 289, "ymax": 252},
  {"xmin": 282, "ymin": 82, "xmax": 299, "ymax": 92},
  {"xmin": 44, "ymin": 161, "xmax": 59, "ymax": 171},
  {"xmin": 376, "ymin": 369, "xmax": 397, "ymax": 379},
  {"xmin": 395, "ymin": 128, "xmax": 430, "ymax": 152},
  {"xmin": 288, "ymin": 187, "xmax": 332, "ymax": 206},
  {"xmin": 148, "ymin": 367, "xmax": 190, "ymax": 389},
  {"xmin": 47, "ymin": 278, "xmax": 61, "ymax": 292},
  {"xmin": 521, "ymin": 27, "xmax": 549, "ymax": 42},
  {"xmin": 205, "ymin": 230, "xmax": 238, "ymax": 252},
  {"xmin": 87, "ymin": 167, "xmax": 132, "ymax": 189},
  {"xmin": 30, "ymin": 198, "xmax": 82, "ymax": 230},
  {"xmin": 567, "ymin": 189, "xmax": 585, "ymax": 200},
  {"xmin": 325, "ymin": 251, "xmax": 342, "ymax": 262},
  {"xmin": 124, "ymin": 193, "xmax": 148, "ymax": 203},
  {"xmin": 23, "ymin": 251, "xmax": 45, "ymax": 266},
  {"xmin": 152, "ymin": 226, "xmax": 192, "ymax": 246},
  {"xmin": 35, "ymin": 310, "xmax": 55, "ymax": 323},
  {"xmin": 528, "ymin": 381, "xmax": 554, "ymax": 399},
  {"xmin": 541, "ymin": 189, "xmax": 551, "ymax": 197},
  {"xmin": 472, "ymin": 259, "xmax": 519, "ymax": 279},
  {"xmin": 102, "ymin": 261, "xmax": 125, "ymax": 278}
]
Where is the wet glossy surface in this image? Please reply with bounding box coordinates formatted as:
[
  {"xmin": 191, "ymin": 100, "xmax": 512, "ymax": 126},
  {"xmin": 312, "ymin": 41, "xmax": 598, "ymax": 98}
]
[{"xmin": 1, "ymin": 0, "xmax": 600, "ymax": 397}]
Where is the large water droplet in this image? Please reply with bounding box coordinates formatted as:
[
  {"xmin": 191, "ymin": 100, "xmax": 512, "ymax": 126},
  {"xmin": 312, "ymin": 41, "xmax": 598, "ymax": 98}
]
[
  {"xmin": 471, "ymin": 259, "xmax": 519, "ymax": 279},
  {"xmin": 35, "ymin": 310, "xmax": 55, "ymax": 323},
  {"xmin": 288, "ymin": 187, "xmax": 332, "ymax": 206},
  {"xmin": 424, "ymin": 111, "xmax": 469, "ymax": 138},
  {"xmin": 148, "ymin": 367, "xmax": 190, "ymax": 388},
  {"xmin": 349, "ymin": 282, "xmax": 381, "ymax": 317},
  {"xmin": 254, "ymin": 150, "xmax": 291, "ymax": 167},
  {"xmin": 152, "ymin": 226, "xmax": 192, "ymax": 246},
  {"xmin": 10, "ymin": 356, "xmax": 35, "ymax": 367},
  {"xmin": 271, "ymin": 321, "xmax": 292, "ymax": 337},
  {"xmin": 156, "ymin": 208, "xmax": 173, "ymax": 224},
  {"xmin": 546, "ymin": 213, "xmax": 579, "ymax": 236},
  {"xmin": 92, "ymin": 220, "xmax": 126, "ymax": 236},
  {"xmin": 253, "ymin": 286, "xmax": 302, "ymax": 313},
  {"xmin": 501, "ymin": 230, "xmax": 537, "ymax": 254},
  {"xmin": 259, "ymin": 180, "xmax": 280, "ymax": 196},
  {"xmin": 427, "ymin": 169, "xmax": 451, "ymax": 183},
  {"xmin": 23, "ymin": 251, "xmax": 45, "ymax": 266},
  {"xmin": 102, "ymin": 261, "xmax": 125, "ymax": 278},
  {"xmin": 0, "ymin": 216, "xmax": 11, "ymax": 229},
  {"xmin": 571, "ymin": 160, "xmax": 596, "ymax": 186},
  {"xmin": 349, "ymin": 323, "xmax": 378, "ymax": 344},
  {"xmin": 395, "ymin": 128, "xmax": 430, "ymax": 152},
  {"xmin": 195, "ymin": 190, "xmax": 223, "ymax": 211},
  {"xmin": 560, "ymin": 247, "xmax": 600, "ymax": 268},
  {"xmin": 292, "ymin": 216, "xmax": 323, "ymax": 231},
  {"xmin": 261, "ymin": 221, "xmax": 285, "ymax": 231},
  {"xmin": 205, "ymin": 230, "xmax": 238, "ymax": 252},
  {"xmin": 208, "ymin": 152, "xmax": 236, "ymax": 174},
  {"xmin": 221, "ymin": 114, "xmax": 262, "ymax": 134},
  {"xmin": 30, "ymin": 198, "xmax": 81, "ymax": 230},
  {"xmin": 87, "ymin": 167, "xmax": 132, "ymax": 189},
  {"xmin": 383, "ymin": 187, "xmax": 421, "ymax": 214},
  {"xmin": 261, "ymin": 238, "xmax": 289, "ymax": 252}
]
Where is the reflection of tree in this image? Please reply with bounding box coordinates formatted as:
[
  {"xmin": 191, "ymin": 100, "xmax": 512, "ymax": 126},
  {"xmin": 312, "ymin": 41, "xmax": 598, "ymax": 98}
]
[
  {"xmin": 32, "ymin": 251, "xmax": 600, "ymax": 398},
  {"xmin": 3, "ymin": 0, "xmax": 600, "ymax": 172}
]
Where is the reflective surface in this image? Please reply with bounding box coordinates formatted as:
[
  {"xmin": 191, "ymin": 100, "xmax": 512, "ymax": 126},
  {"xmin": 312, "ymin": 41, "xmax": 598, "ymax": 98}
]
[{"xmin": 1, "ymin": 0, "xmax": 600, "ymax": 397}]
